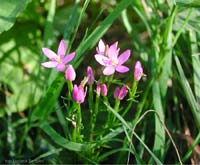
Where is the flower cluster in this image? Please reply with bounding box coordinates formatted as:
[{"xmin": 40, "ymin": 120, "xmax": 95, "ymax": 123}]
[
  {"xmin": 41, "ymin": 38, "xmax": 145, "ymax": 143},
  {"xmin": 41, "ymin": 39, "xmax": 144, "ymax": 104}
]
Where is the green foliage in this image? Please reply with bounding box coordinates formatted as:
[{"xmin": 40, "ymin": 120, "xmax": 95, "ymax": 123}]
[
  {"xmin": 0, "ymin": 0, "xmax": 31, "ymax": 34},
  {"xmin": 1, "ymin": 0, "xmax": 200, "ymax": 164}
]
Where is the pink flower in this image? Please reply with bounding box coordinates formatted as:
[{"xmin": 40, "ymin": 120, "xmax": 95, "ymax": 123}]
[
  {"xmin": 101, "ymin": 83, "xmax": 107, "ymax": 96},
  {"xmin": 95, "ymin": 40, "xmax": 130, "ymax": 75},
  {"xmin": 72, "ymin": 84, "xmax": 87, "ymax": 104},
  {"xmin": 65, "ymin": 65, "xmax": 76, "ymax": 81},
  {"xmin": 134, "ymin": 61, "xmax": 143, "ymax": 81},
  {"xmin": 114, "ymin": 85, "xmax": 128, "ymax": 100},
  {"xmin": 87, "ymin": 66, "xmax": 94, "ymax": 85},
  {"xmin": 41, "ymin": 39, "xmax": 75, "ymax": 71}
]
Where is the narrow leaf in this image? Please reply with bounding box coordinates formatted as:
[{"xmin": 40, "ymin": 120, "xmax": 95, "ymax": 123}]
[{"xmin": 40, "ymin": 123, "xmax": 92, "ymax": 152}]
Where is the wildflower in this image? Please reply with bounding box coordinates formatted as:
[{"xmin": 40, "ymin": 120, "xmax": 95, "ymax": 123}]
[
  {"xmin": 134, "ymin": 61, "xmax": 144, "ymax": 81},
  {"xmin": 87, "ymin": 66, "xmax": 94, "ymax": 85},
  {"xmin": 65, "ymin": 65, "xmax": 76, "ymax": 81},
  {"xmin": 101, "ymin": 83, "xmax": 107, "ymax": 96},
  {"xmin": 95, "ymin": 40, "xmax": 130, "ymax": 75},
  {"xmin": 72, "ymin": 84, "xmax": 87, "ymax": 104},
  {"xmin": 114, "ymin": 85, "xmax": 128, "ymax": 100},
  {"xmin": 41, "ymin": 39, "xmax": 75, "ymax": 71}
]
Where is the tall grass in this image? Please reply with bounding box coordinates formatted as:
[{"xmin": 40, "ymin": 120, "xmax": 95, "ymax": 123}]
[{"xmin": 0, "ymin": 0, "xmax": 200, "ymax": 164}]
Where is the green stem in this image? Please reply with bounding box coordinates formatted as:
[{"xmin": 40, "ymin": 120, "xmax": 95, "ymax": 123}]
[
  {"xmin": 106, "ymin": 74, "xmax": 114, "ymax": 89},
  {"xmin": 72, "ymin": 103, "xmax": 82, "ymax": 142},
  {"xmin": 77, "ymin": 103, "xmax": 82, "ymax": 141},
  {"xmin": 67, "ymin": 81, "xmax": 73, "ymax": 109},
  {"xmin": 90, "ymin": 94, "xmax": 100, "ymax": 141},
  {"xmin": 66, "ymin": 81, "xmax": 73, "ymax": 137},
  {"xmin": 111, "ymin": 99, "xmax": 121, "ymax": 125},
  {"xmin": 122, "ymin": 81, "xmax": 138, "ymax": 117},
  {"xmin": 88, "ymin": 85, "xmax": 94, "ymax": 113}
]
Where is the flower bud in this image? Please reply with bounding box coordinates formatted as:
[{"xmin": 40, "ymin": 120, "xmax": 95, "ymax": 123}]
[
  {"xmin": 114, "ymin": 85, "xmax": 128, "ymax": 100},
  {"xmin": 72, "ymin": 84, "xmax": 87, "ymax": 103},
  {"xmin": 101, "ymin": 83, "xmax": 107, "ymax": 96},
  {"xmin": 134, "ymin": 61, "xmax": 143, "ymax": 81},
  {"xmin": 114, "ymin": 87, "xmax": 120, "ymax": 99},
  {"xmin": 65, "ymin": 65, "xmax": 76, "ymax": 81},
  {"xmin": 96, "ymin": 82, "xmax": 101, "ymax": 96},
  {"xmin": 87, "ymin": 66, "xmax": 94, "ymax": 85}
]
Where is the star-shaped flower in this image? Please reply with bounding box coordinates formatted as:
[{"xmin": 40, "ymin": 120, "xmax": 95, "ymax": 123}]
[
  {"xmin": 95, "ymin": 39, "xmax": 130, "ymax": 75},
  {"xmin": 41, "ymin": 40, "xmax": 75, "ymax": 71}
]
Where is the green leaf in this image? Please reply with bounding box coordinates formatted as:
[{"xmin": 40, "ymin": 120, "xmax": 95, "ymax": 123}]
[
  {"xmin": 0, "ymin": 23, "xmax": 43, "ymax": 114},
  {"xmin": 31, "ymin": 75, "xmax": 64, "ymax": 121},
  {"xmin": 0, "ymin": 0, "xmax": 31, "ymax": 34},
  {"xmin": 176, "ymin": 0, "xmax": 200, "ymax": 7},
  {"xmin": 175, "ymin": 56, "xmax": 200, "ymax": 130},
  {"xmin": 190, "ymin": 31, "xmax": 200, "ymax": 105},
  {"xmin": 152, "ymin": 81, "xmax": 165, "ymax": 160},
  {"xmin": 40, "ymin": 123, "xmax": 92, "ymax": 152}
]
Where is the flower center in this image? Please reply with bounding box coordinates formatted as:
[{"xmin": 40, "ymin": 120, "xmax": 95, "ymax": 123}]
[
  {"xmin": 55, "ymin": 56, "xmax": 61, "ymax": 63},
  {"xmin": 112, "ymin": 58, "xmax": 118, "ymax": 66}
]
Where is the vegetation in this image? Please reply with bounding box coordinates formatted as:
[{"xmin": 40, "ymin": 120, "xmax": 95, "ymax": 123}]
[{"xmin": 0, "ymin": 0, "xmax": 200, "ymax": 164}]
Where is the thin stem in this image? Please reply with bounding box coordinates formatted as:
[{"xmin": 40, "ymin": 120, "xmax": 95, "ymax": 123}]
[
  {"xmin": 72, "ymin": 103, "xmax": 82, "ymax": 142},
  {"xmin": 122, "ymin": 81, "xmax": 138, "ymax": 117},
  {"xmin": 77, "ymin": 103, "xmax": 82, "ymax": 141},
  {"xmin": 88, "ymin": 85, "xmax": 94, "ymax": 113},
  {"xmin": 106, "ymin": 74, "xmax": 114, "ymax": 89},
  {"xmin": 67, "ymin": 81, "xmax": 73, "ymax": 107},
  {"xmin": 90, "ymin": 93, "xmax": 100, "ymax": 141},
  {"xmin": 111, "ymin": 99, "xmax": 121, "ymax": 125}
]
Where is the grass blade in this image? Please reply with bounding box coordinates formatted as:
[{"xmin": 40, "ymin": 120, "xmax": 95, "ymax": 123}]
[
  {"xmin": 152, "ymin": 81, "xmax": 165, "ymax": 160},
  {"xmin": 40, "ymin": 122, "xmax": 92, "ymax": 152},
  {"xmin": 175, "ymin": 56, "xmax": 200, "ymax": 130},
  {"xmin": 189, "ymin": 30, "xmax": 200, "ymax": 105},
  {"xmin": 104, "ymin": 102, "xmax": 162, "ymax": 164}
]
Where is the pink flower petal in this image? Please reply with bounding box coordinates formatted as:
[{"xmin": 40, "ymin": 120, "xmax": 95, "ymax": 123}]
[
  {"xmin": 134, "ymin": 61, "xmax": 143, "ymax": 81},
  {"xmin": 114, "ymin": 87, "xmax": 120, "ymax": 99},
  {"xmin": 110, "ymin": 41, "xmax": 118, "ymax": 49},
  {"xmin": 42, "ymin": 48, "xmax": 58, "ymax": 60},
  {"xmin": 56, "ymin": 63, "xmax": 65, "ymax": 71},
  {"xmin": 63, "ymin": 52, "xmax": 75, "ymax": 64},
  {"xmin": 116, "ymin": 65, "xmax": 129, "ymax": 73},
  {"xmin": 95, "ymin": 55, "xmax": 110, "ymax": 66},
  {"xmin": 65, "ymin": 65, "xmax": 76, "ymax": 81},
  {"xmin": 57, "ymin": 40, "xmax": 67, "ymax": 58},
  {"xmin": 41, "ymin": 61, "xmax": 58, "ymax": 68},
  {"xmin": 87, "ymin": 66, "xmax": 94, "ymax": 85},
  {"xmin": 72, "ymin": 84, "xmax": 86, "ymax": 103},
  {"xmin": 96, "ymin": 81, "xmax": 101, "ymax": 96},
  {"xmin": 103, "ymin": 66, "xmax": 115, "ymax": 75},
  {"xmin": 118, "ymin": 85, "xmax": 128, "ymax": 100},
  {"xmin": 72, "ymin": 84, "xmax": 78, "ymax": 101},
  {"xmin": 108, "ymin": 43, "xmax": 119, "ymax": 59},
  {"xmin": 118, "ymin": 49, "xmax": 130, "ymax": 65},
  {"xmin": 97, "ymin": 39, "xmax": 105, "ymax": 54},
  {"xmin": 101, "ymin": 84, "xmax": 107, "ymax": 96}
]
